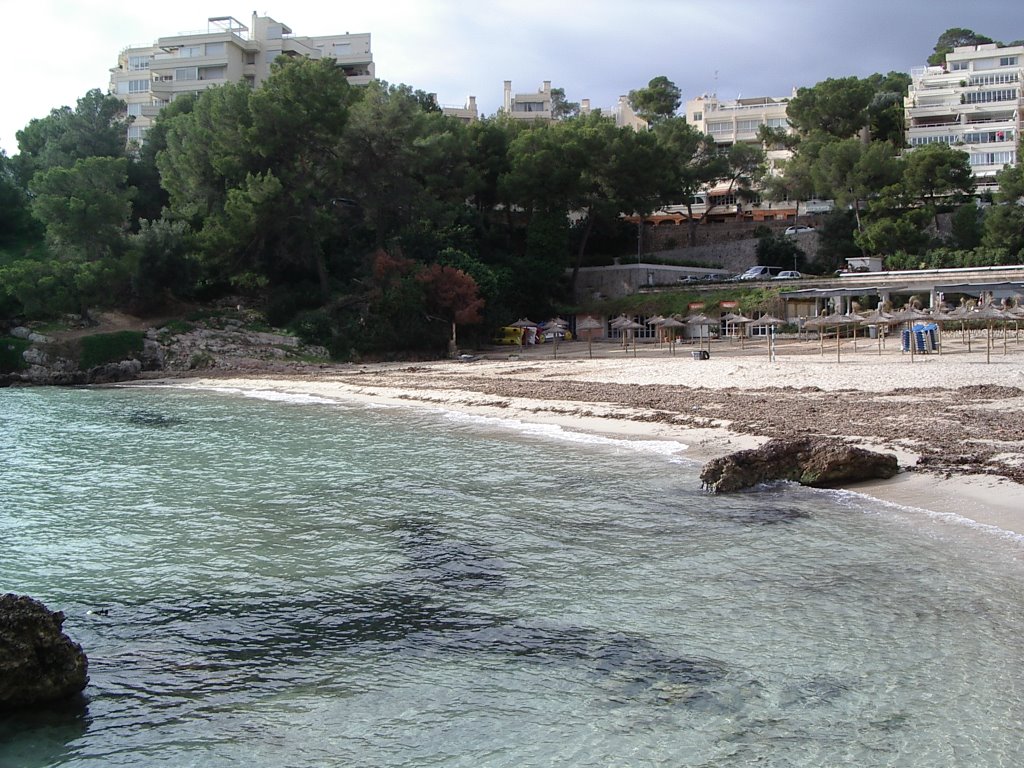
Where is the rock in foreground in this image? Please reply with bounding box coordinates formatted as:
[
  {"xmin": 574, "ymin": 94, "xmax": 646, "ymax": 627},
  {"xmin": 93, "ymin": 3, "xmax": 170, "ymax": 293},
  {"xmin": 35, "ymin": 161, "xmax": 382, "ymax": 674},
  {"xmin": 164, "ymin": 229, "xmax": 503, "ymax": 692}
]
[
  {"xmin": 0, "ymin": 594, "xmax": 89, "ymax": 710},
  {"xmin": 701, "ymin": 437, "xmax": 899, "ymax": 493}
]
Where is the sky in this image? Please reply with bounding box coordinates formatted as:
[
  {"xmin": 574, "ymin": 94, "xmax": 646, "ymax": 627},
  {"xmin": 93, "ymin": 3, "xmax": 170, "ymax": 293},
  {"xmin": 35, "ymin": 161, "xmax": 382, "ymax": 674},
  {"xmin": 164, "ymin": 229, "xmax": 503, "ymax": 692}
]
[{"xmin": 3, "ymin": 0, "xmax": 1023, "ymax": 156}]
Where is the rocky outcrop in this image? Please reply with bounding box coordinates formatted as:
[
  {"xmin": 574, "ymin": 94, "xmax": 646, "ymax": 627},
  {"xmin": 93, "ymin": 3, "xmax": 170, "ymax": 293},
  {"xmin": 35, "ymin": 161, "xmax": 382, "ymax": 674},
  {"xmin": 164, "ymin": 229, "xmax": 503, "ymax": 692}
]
[
  {"xmin": 701, "ymin": 437, "xmax": 899, "ymax": 493},
  {"xmin": 0, "ymin": 594, "xmax": 89, "ymax": 710}
]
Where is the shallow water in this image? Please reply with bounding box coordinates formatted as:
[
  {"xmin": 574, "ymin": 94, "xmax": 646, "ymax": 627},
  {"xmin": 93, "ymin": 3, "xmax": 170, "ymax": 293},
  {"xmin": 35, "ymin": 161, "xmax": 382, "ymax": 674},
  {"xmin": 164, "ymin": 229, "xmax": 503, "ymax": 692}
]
[{"xmin": 1, "ymin": 385, "xmax": 1022, "ymax": 767}]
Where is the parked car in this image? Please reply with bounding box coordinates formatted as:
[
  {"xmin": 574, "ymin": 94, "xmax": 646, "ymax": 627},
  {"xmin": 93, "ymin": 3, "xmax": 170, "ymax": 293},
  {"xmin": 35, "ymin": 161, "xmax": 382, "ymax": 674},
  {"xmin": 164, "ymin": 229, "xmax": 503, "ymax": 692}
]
[
  {"xmin": 784, "ymin": 225, "xmax": 815, "ymax": 236},
  {"xmin": 738, "ymin": 266, "xmax": 784, "ymax": 280},
  {"xmin": 772, "ymin": 270, "xmax": 803, "ymax": 280}
]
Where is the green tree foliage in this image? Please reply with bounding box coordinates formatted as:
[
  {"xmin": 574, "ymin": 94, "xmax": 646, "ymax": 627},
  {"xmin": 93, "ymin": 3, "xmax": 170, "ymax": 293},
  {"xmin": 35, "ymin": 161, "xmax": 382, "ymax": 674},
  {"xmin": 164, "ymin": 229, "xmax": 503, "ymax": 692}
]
[
  {"xmin": 854, "ymin": 209, "xmax": 931, "ymax": 257},
  {"xmin": 756, "ymin": 232, "xmax": 805, "ymax": 271},
  {"xmin": 628, "ymin": 76, "xmax": 682, "ymax": 125},
  {"xmin": 0, "ymin": 151, "xmax": 41, "ymax": 250},
  {"xmin": 811, "ymin": 139, "xmax": 900, "ymax": 229},
  {"xmin": 652, "ymin": 118, "xmax": 726, "ymax": 245},
  {"xmin": 928, "ymin": 28, "xmax": 995, "ymax": 67},
  {"xmin": 951, "ymin": 203, "xmax": 984, "ymax": 250},
  {"xmin": 14, "ymin": 89, "xmax": 129, "ymax": 183},
  {"xmin": 29, "ymin": 156, "xmax": 133, "ymax": 262},
  {"xmin": 981, "ymin": 205, "xmax": 1024, "ymax": 258},
  {"xmin": 901, "ymin": 142, "xmax": 974, "ymax": 207},
  {"xmin": 787, "ymin": 77, "xmax": 876, "ymax": 139},
  {"xmin": 127, "ymin": 219, "xmax": 195, "ymax": 311},
  {"xmin": 549, "ymin": 87, "xmax": 580, "ymax": 120}
]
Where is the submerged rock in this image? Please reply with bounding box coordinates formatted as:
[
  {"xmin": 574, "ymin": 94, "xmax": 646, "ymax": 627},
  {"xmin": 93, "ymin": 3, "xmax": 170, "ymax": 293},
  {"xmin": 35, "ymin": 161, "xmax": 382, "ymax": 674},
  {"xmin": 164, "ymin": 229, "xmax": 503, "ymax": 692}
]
[
  {"xmin": 701, "ymin": 437, "xmax": 899, "ymax": 493},
  {"xmin": 0, "ymin": 594, "xmax": 89, "ymax": 710}
]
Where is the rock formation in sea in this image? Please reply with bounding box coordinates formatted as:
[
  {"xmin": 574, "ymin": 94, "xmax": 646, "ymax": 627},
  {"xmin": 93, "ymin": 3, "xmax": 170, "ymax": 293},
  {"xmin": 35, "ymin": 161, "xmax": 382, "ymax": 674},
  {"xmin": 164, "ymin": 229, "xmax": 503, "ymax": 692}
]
[
  {"xmin": 0, "ymin": 594, "xmax": 89, "ymax": 709},
  {"xmin": 700, "ymin": 437, "xmax": 899, "ymax": 493}
]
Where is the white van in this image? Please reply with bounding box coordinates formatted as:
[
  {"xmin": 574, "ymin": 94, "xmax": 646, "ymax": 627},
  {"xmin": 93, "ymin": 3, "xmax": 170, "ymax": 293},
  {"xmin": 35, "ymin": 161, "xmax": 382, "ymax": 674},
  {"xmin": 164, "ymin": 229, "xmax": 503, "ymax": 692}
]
[{"xmin": 738, "ymin": 266, "xmax": 784, "ymax": 280}]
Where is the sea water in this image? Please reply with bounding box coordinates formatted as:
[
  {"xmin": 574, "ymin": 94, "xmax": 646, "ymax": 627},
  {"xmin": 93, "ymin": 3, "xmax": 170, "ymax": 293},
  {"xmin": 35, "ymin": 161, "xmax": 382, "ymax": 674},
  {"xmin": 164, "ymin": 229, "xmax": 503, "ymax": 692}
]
[{"xmin": 1, "ymin": 385, "xmax": 1022, "ymax": 767}]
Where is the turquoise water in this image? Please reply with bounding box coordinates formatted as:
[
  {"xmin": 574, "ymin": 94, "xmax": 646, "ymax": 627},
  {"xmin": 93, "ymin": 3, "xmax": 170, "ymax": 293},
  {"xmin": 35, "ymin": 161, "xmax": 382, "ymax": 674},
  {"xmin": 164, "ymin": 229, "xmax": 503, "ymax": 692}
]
[{"xmin": 1, "ymin": 385, "xmax": 1023, "ymax": 767}]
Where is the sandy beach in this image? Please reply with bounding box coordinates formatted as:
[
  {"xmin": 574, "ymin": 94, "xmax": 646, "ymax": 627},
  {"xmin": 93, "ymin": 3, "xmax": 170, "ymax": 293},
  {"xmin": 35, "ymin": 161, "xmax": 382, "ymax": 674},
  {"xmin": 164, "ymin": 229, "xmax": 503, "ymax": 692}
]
[{"xmin": 150, "ymin": 333, "xmax": 1024, "ymax": 537}]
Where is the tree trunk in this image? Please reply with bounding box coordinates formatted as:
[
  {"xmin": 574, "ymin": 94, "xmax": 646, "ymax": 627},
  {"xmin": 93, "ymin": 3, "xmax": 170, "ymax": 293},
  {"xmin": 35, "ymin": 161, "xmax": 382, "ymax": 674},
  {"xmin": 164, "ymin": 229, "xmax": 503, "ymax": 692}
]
[{"xmin": 569, "ymin": 208, "xmax": 594, "ymax": 298}]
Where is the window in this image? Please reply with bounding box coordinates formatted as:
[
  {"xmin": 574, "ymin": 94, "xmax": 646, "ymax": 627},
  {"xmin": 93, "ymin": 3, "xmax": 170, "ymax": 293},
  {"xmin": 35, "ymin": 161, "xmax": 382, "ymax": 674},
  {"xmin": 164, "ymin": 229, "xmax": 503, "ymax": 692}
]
[
  {"xmin": 692, "ymin": 111, "xmax": 702, "ymax": 122},
  {"xmin": 199, "ymin": 65, "xmax": 226, "ymax": 81},
  {"xmin": 765, "ymin": 117, "xmax": 789, "ymax": 128},
  {"xmin": 127, "ymin": 125, "xmax": 148, "ymax": 141},
  {"xmin": 707, "ymin": 120, "xmax": 731, "ymax": 134},
  {"xmin": 736, "ymin": 119, "xmax": 760, "ymax": 132},
  {"xmin": 175, "ymin": 67, "xmax": 198, "ymax": 81},
  {"xmin": 332, "ymin": 42, "xmax": 351, "ymax": 56},
  {"xmin": 971, "ymin": 72, "xmax": 1019, "ymax": 86},
  {"xmin": 126, "ymin": 103, "xmax": 143, "ymax": 116},
  {"xmin": 970, "ymin": 150, "xmax": 1015, "ymax": 166},
  {"xmin": 963, "ymin": 88, "xmax": 1019, "ymax": 104},
  {"xmin": 950, "ymin": 61, "xmax": 968, "ymax": 71},
  {"xmin": 1000, "ymin": 56, "xmax": 1019, "ymax": 66},
  {"xmin": 128, "ymin": 55, "xmax": 149, "ymax": 71},
  {"xmin": 128, "ymin": 79, "xmax": 150, "ymax": 94},
  {"xmin": 963, "ymin": 129, "xmax": 1014, "ymax": 144},
  {"xmin": 179, "ymin": 45, "xmax": 202, "ymax": 58},
  {"xmin": 205, "ymin": 42, "xmax": 225, "ymax": 56}
]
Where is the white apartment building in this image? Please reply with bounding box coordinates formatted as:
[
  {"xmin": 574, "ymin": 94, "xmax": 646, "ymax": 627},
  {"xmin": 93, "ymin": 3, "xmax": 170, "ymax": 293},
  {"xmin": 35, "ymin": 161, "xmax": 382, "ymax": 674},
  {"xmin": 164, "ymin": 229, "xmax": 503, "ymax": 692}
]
[
  {"xmin": 685, "ymin": 93, "xmax": 795, "ymax": 174},
  {"xmin": 441, "ymin": 96, "xmax": 479, "ymax": 123},
  {"xmin": 110, "ymin": 13, "xmax": 373, "ymax": 145},
  {"xmin": 905, "ymin": 43, "xmax": 1022, "ymax": 191},
  {"xmin": 502, "ymin": 80, "xmax": 555, "ymax": 121},
  {"xmin": 686, "ymin": 93, "xmax": 793, "ymax": 145}
]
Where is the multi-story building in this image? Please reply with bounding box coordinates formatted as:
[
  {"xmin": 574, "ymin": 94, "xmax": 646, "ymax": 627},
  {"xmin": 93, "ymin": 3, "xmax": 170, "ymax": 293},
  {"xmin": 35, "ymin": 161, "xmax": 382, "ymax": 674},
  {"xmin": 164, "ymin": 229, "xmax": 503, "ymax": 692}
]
[
  {"xmin": 440, "ymin": 96, "xmax": 479, "ymax": 123},
  {"xmin": 501, "ymin": 80, "xmax": 555, "ymax": 121},
  {"xmin": 109, "ymin": 13, "xmax": 373, "ymax": 146},
  {"xmin": 685, "ymin": 92, "xmax": 795, "ymax": 175},
  {"xmin": 905, "ymin": 43, "xmax": 1022, "ymax": 192}
]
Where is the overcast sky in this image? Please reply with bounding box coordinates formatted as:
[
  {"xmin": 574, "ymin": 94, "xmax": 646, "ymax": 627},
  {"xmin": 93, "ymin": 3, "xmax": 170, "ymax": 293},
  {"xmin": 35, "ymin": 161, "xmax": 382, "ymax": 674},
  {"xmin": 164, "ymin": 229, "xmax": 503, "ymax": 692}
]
[{"xmin": 3, "ymin": 1, "xmax": 1021, "ymax": 155}]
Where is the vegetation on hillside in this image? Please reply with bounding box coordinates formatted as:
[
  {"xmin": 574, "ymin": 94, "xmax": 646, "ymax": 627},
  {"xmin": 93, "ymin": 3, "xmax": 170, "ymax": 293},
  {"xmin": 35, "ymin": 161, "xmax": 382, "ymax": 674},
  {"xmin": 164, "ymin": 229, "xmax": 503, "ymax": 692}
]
[{"xmin": 1, "ymin": 28, "xmax": 1022, "ymax": 358}]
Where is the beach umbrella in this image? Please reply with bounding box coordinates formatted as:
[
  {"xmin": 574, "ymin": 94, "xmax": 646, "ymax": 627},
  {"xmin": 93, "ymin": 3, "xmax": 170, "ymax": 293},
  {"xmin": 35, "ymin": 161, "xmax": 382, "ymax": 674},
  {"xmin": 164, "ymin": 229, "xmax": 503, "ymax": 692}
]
[
  {"xmin": 859, "ymin": 309, "xmax": 892, "ymax": 356},
  {"xmin": 929, "ymin": 308, "xmax": 954, "ymax": 354},
  {"xmin": 510, "ymin": 317, "xmax": 538, "ymax": 349},
  {"xmin": 973, "ymin": 302, "xmax": 1007, "ymax": 364},
  {"xmin": 617, "ymin": 318, "xmax": 645, "ymax": 357},
  {"xmin": 575, "ymin": 316, "xmax": 604, "ymax": 359},
  {"xmin": 721, "ymin": 312, "xmax": 753, "ymax": 348},
  {"xmin": 540, "ymin": 318, "xmax": 568, "ymax": 358},
  {"xmin": 889, "ymin": 307, "xmax": 930, "ymax": 362},
  {"xmin": 647, "ymin": 315, "xmax": 667, "ymax": 345},
  {"xmin": 750, "ymin": 314, "xmax": 786, "ymax": 360},
  {"xmin": 816, "ymin": 311, "xmax": 859, "ymax": 363},
  {"xmin": 659, "ymin": 316, "xmax": 686, "ymax": 355},
  {"xmin": 947, "ymin": 304, "xmax": 975, "ymax": 352},
  {"xmin": 802, "ymin": 314, "xmax": 830, "ymax": 355},
  {"xmin": 686, "ymin": 313, "xmax": 714, "ymax": 355}
]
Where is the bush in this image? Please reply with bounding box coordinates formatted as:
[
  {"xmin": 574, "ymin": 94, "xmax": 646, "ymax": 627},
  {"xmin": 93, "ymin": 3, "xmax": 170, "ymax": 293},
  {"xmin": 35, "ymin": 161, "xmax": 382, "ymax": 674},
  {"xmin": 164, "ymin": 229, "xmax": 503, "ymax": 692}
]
[
  {"xmin": 78, "ymin": 331, "xmax": 145, "ymax": 369},
  {"xmin": 0, "ymin": 337, "xmax": 30, "ymax": 373},
  {"xmin": 290, "ymin": 308, "xmax": 334, "ymax": 347}
]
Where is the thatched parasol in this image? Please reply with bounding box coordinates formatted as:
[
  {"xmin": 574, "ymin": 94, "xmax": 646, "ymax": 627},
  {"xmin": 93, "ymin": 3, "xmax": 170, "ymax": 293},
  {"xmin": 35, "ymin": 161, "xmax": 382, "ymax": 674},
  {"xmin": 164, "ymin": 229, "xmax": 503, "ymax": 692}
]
[{"xmin": 575, "ymin": 316, "xmax": 604, "ymax": 359}]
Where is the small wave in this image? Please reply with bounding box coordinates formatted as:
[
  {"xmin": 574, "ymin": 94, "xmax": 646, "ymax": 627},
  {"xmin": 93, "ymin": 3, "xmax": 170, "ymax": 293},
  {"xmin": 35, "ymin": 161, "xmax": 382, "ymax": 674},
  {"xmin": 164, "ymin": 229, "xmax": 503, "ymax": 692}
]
[
  {"xmin": 179, "ymin": 385, "xmax": 342, "ymax": 407},
  {"xmin": 820, "ymin": 487, "xmax": 1024, "ymax": 546},
  {"xmin": 440, "ymin": 409, "xmax": 689, "ymax": 460}
]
